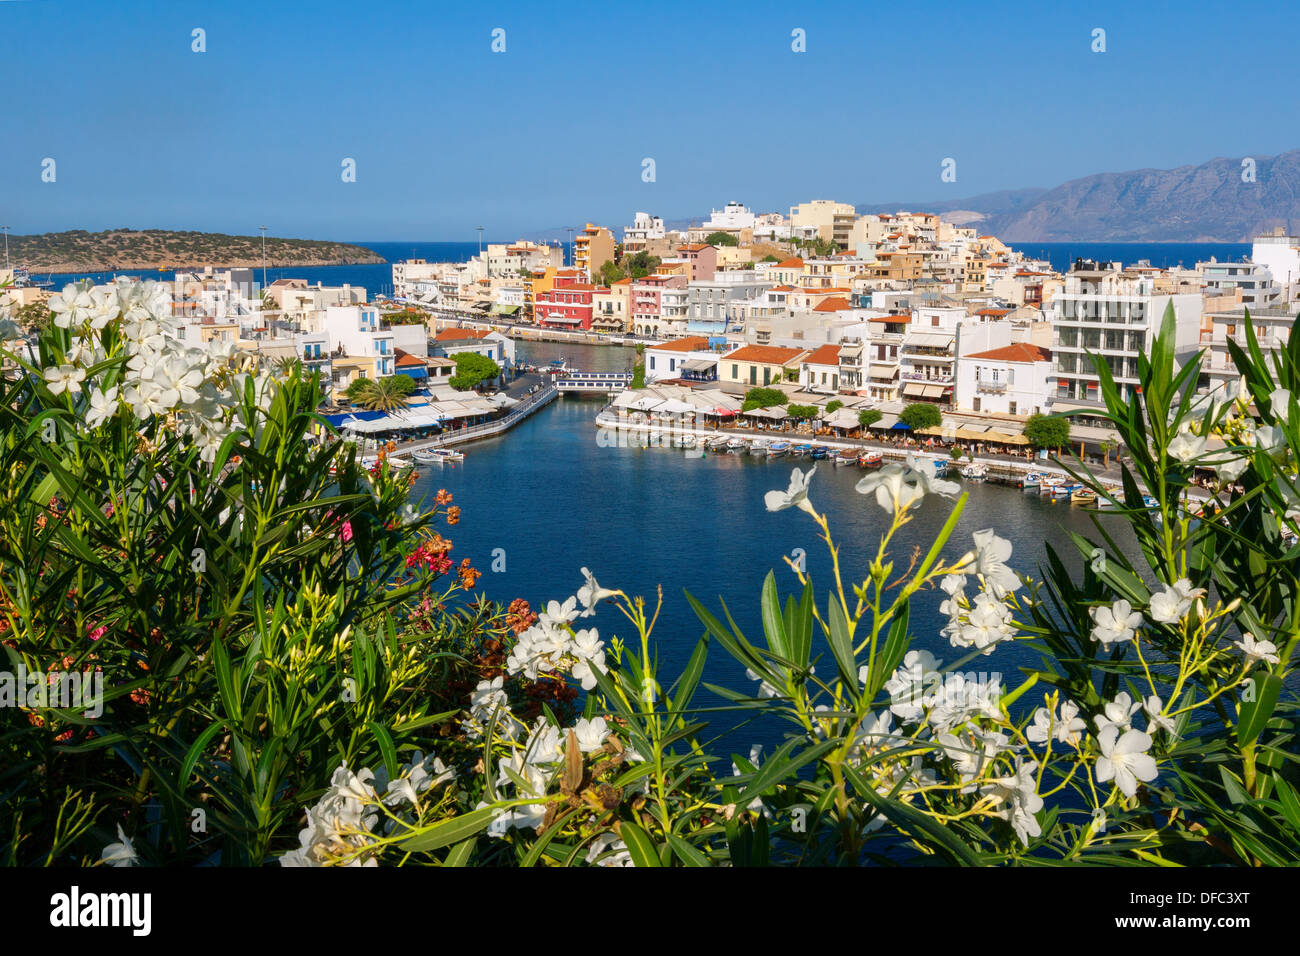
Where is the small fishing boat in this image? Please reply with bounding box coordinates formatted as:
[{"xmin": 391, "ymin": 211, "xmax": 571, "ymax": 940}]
[
  {"xmin": 1019, "ymin": 472, "xmax": 1044, "ymax": 491},
  {"xmin": 791, "ymin": 443, "xmax": 813, "ymax": 458},
  {"xmin": 414, "ymin": 449, "xmax": 442, "ymax": 464},
  {"xmin": 1038, "ymin": 477, "xmax": 1064, "ymax": 495},
  {"xmin": 725, "ymin": 437, "xmax": 748, "ymax": 452},
  {"xmin": 810, "ymin": 445, "xmax": 831, "ymax": 460},
  {"xmin": 930, "ymin": 458, "xmax": 950, "ymax": 478},
  {"xmin": 1050, "ymin": 482, "xmax": 1082, "ymax": 499},
  {"xmin": 415, "ymin": 448, "xmax": 464, "ymax": 464},
  {"xmin": 835, "ymin": 447, "xmax": 859, "ymax": 465},
  {"xmin": 705, "ymin": 435, "xmax": 729, "ymax": 452},
  {"xmin": 961, "ymin": 463, "xmax": 988, "ymax": 481},
  {"xmin": 749, "ymin": 439, "xmax": 770, "ymax": 457},
  {"xmin": 1096, "ymin": 494, "xmax": 1121, "ymax": 511},
  {"xmin": 859, "ymin": 451, "xmax": 883, "ymax": 468},
  {"xmin": 1071, "ymin": 488, "xmax": 1098, "ymax": 505},
  {"xmin": 673, "ymin": 434, "xmax": 697, "ymax": 449},
  {"xmin": 767, "ymin": 441, "xmax": 790, "ymax": 458}
]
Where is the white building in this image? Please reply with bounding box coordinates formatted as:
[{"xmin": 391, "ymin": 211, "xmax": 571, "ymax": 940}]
[
  {"xmin": 955, "ymin": 343, "xmax": 1054, "ymax": 417},
  {"xmin": 1052, "ymin": 260, "xmax": 1202, "ymax": 405},
  {"xmin": 1197, "ymin": 258, "xmax": 1278, "ymax": 307},
  {"xmin": 703, "ymin": 201, "xmax": 756, "ymax": 232},
  {"xmin": 1250, "ymin": 230, "xmax": 1300, "ymax": 302},
  {"xmin": 323, "ymin": 304, "xmax": 395, "ymax": 377},
  {"xmin": 623, "ymin": 212, "xmax": 666, "ymax": 253}
]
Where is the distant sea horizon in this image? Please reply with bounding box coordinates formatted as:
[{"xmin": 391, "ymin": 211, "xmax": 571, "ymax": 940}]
[{"xmin": 35, "ymin": 240, "xmax": 1252, "ymax": 298}]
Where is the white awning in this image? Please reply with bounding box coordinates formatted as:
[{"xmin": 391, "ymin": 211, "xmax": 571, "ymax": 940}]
[
  {"xmin": 902, "ymin": 382, "xmax": 927, "ymax": 397},
  {"xmin": 905, "ymin": 332, "xmax": 955, "ymax": 349},
  {"xmin": 742, "ymin": 406, "xmax": 788, "ymax": 419},
  {"xmin": 825, "ymin": 408, "xmax": 863, "ymax": 429}
]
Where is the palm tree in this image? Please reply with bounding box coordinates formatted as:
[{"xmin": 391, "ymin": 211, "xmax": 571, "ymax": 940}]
[{"xmin": 351, "ymin": 377, "xmax": 410, "ymax": 413}]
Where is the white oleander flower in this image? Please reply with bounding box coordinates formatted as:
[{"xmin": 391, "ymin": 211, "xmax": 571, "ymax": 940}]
[
  {"xmin": 1026, "ymin": 699, "xmax": 1087, "ymax": 746},
  {"xmin": 1233, "ymin": 632, "xmax": 1280, "ymax": 666},
  {"xmin": 101, "ymin": 825, "xmax": 138, "ymax": 867},
  {"xmin": 585, "ymin": 833, "xmax": 634, "ymax": 867},
  {"xmin": 960, "ymin": 529, "xmax": 1022, "ymax": 598},
  {"xmin": 1143, "ymin": 695, "xmax": 1178, "ymax": 737},
  {"xmin": 577, "ymin": 567, "xmax": 618, "ymax": 617},
  {"xmin": 43, "ymin": 364, "xmax": 85, "ymax": 395},
  {"xmin": 85, "ymin": 386, "xmax": 120, "ymax": 429},
  {"xmin": 1095, "ymin": 691, "xmax": 1142, "ymax": 735},
  {"xmin": 1095, "ymin": 727, "xmax": 1158, "ymax": 798},
  {"xmin": 1147, "ymin": 578, "xmax": 1205, "ymax": 624},
  {"xmin": 570, "ymin": 628, "xmax": 607, "ymax": 690},
  {"xmin": 1090, "ymin": 599, "xmax": 1143, "ymax": 646},
  {"xmin": 1168, "ymin": 431, "xmax": 1205, "ymax": 462},
  {"xmin": 765, "ymin": 465, "xmax": 818, "ymax": 516},
  {"xmin": 982, "ymin": 760, "xmax": 1043, "ymax": 846},
  {"xmin": 573, "ymin": 716, "xmax": 609, "ymax": 753},
  {"xmin": 855, "ymin": 454, "xmax": 958, "ymax": 514}
]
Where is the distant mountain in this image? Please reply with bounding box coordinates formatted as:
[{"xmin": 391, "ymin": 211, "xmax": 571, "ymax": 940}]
[
  {"xmin": 859, "ymin": 150, "xmax": 1300, "ymax": 242},
  {"xmin": 7, "ymin": 229, "xmax": 385, "ymax": 274}
]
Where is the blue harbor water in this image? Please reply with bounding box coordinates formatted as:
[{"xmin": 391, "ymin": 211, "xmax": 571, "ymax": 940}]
[
  {"xmin": 38, "ymin": 241, "xmax": 1252, "ymax": 297},
  {"xmin": 412, "ymin": 342, "xmax": 1141, "ymax": 721}
]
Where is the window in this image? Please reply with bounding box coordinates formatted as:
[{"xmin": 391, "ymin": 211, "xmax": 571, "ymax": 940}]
[{"xmin": 732, "ymin": 363, "xmax": 739, "ymax": 379}]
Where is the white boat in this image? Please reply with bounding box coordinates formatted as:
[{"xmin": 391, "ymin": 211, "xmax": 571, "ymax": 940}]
[
  {"xmin": 749, "ymin": 439, "xmax": 770, "ymax": 456},
  {"xmin": 415, "ymin": 448, "xmax": 464, "ymax": 464},
  {"xmin": 725, "ymin": 437, "xmax": 748, "ymax": 452},
  {"xmin": 961, "ymin": 463, "xmax": 988, "ymax": 481},
  {"xmin": 705, "ymin": 435, "xmax": 730, "ymax": 452}
]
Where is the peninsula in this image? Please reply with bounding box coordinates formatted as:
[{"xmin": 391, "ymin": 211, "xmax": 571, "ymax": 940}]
[{"xmin": 4, "ymin": 229, "xmax": 385, "ymax": 273}]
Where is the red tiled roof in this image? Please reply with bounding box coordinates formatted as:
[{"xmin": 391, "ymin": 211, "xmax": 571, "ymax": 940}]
[
  {"xmin": 776, "ymin": 258, "xmax": 804, "ymax": 268},
  {"xmin": 393, "ymin": 348, "xmax": 426, "ymax": 368},
  {"xmin": 649, "ymin": 336, "xmax": 711, "ymax": 353},
  {"xmin": 964, "ymin": 343, "xmax": 1051, "ymax": 362},
  {"xmin": 434, "ymin": 327, "xmax": 491, "ymax": 341},
  {"xmin": 802, "ymin": 344, "xmax": 841, "ymax": 365},
  {"xmin": 725, "ymin": 345, "xmax": 807, "ymax": 365},
  {"xmin": 974, "ymin": 308, "xmax": 1012, "ymax": 316},
  {"xmin": 812, "ymin": 296, "xmax": 852, "ymax": 312}
]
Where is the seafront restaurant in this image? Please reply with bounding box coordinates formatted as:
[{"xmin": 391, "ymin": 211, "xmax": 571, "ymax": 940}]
[{"xmin": 323, "ymin": 387, "xmax": 517, "ymax": 447}]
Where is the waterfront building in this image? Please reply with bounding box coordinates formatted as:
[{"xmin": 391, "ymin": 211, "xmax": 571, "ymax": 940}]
[
  {"xmin": 644, "ymin": 336, "xmax": 715, "ymax": 383},
  {"xmin": 799, "ymin": 343, "xmax": 843, "ymax": 394},
  {"xmin": 864, "ymin": 314, "xmax": 908, "ymax": 403},
  {"xmin": 534, "ymin": 273, "xmax": 596, "ymax": 330},
  {"xmin": 955, "ymin": 343, "xmax": 1054, "ymax": 417},
  {"xmin": 432, "ymin": 327, "xmax": 514, "ymax": 380},
  {"xmin": 630, "ymin": 273, "xmax": 687, "ymax": 337},
  {"xmin": 593, "ymin": 280, "xmax": 631, "ymax": 332},
  {"xmin": 573, "ymin": 223, "xmax": 616, "ymax": 277},
  {"xmin": 1051, "ymin": 259, "xmax": 1203, "ymax": 405},
  {"xmin": 323, "ymin": 304, "xmax": 395, "ymax": 381},
  {"xmin": 686, "ymin": 272, "xmax": 773, "ymax": 336},
  {"xmin": 485, "ymin": 241, "xmax": 563, "ymax": 278},
  {"xmin": 718, "ymin": 344, "xmax": 808, "ymax": 391}
]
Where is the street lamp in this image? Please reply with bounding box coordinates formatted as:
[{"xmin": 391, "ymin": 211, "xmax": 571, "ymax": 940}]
[
  {"xmin": 259, "ymin": 225, "xmax": 268, "ymax": 291},
  {"xmin": 567, "ymin": 227, "xmax": 575, "ymax": 268},
  {"xmin": 1, "ymin": 225, "xmax": 8, "ymax": 271},
  {"xmin": 477, "ymin": 225, "xmax": 484, "ymax": 259}
]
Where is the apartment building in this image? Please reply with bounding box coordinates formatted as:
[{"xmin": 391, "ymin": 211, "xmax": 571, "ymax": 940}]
[
  {"xmin": 955, "ymin": 343, "xmax": 1054, "ymax": 416},
  {"xmin": 573, "ymin": 223, "xmax": 616, "ymax": 277}
]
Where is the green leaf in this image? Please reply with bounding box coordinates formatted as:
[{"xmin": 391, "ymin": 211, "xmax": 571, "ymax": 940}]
[
  {"xmin": 1238, "ymin": 672, "xmax": 1283, "ymax": 747},
  {"xmin": 401, "ymin": 805, "xmax": 500, "ymax": 853},
  {"xmin": 618, "ymin": 821, "xmax": 663, "ymax": 867}
]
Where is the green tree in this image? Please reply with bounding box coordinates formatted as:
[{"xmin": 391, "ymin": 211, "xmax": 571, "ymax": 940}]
[
  {"xmin": 13, "ymin": 301, "xmax": 53, "ymax": 333},
  {"xmin": 1024, "ymin": 413, "xmax": 1071, "ymax": 450},
  {"xmin": 703, "ymin": 232, "xmax": 738, "ymax": 247},
  {"xmin": 742, "ymin": 387, "xmax": 789, "ymax": 412},
  {"xmin": 625, "ymin": 252, "xmax": 661, "ymax": 279},
  {"xmin": 826, "ymin": 399, "xmax": 844, "ymax": 413},
  {"xmin": 449, "ymin": 352, "xmax": 502, "ymax": 391},
  {"xmin": 858, "ymin": 408, "xmax": 882, "ymax": 428},
  {"xmin": 899, "ymin": 402, "xmax": 941, "ymax": 431},
  {"xmin": 631, "ymin": 362, "xmax": 645, "ymax": 389},
  {"xmin": 598, "ymin": 260, "xmax": 627, "ymax": 286},
  {"xmin": 787, "ymin": 403, "xmax": 819, "ymax": 420},
  {"xmin": 349, "ymin": 376, "xmax": 412, "ymax": 412}
]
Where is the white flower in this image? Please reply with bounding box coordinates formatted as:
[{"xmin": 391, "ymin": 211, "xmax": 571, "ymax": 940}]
[
  {"xmin": 576, "ymin": 567, "xmax": 618, "ymax": 617},
  {"xmin": 1026, "ymin": 699, "xmax": 1087, "ymax": 746},
  {"xmin": 573, "ymin": 716, "xmax": 609, "ymax": 753},
  {"xmin": 882, "ymin": 649, "xmax": 942, "ymax": 723},
  {"xmin": 1209, "ymin": 451, "xmax": 1249, "ymax": 483},
  {"xmin": 1168, "ymin": 431, "xmax": 1206, "ymax": 463},
  {"xmin": 585, "ymin": 833, "xmax": 634, "ymax": 867},
  {"xmin": 1095, "ymin": 727, "xmax": 1158, "ymax": 798},
  {"xmin": 1233, "ymin": 632, "xmax": 1280, "ymax": 666},
  {"xmin": 1143, "ymin": 695, "xmax": 1178, "ymax": 738},
  {"xmin": 540, "ymin": 596, "xmax": 579, "ymax": 629},
  {"xmin": 101, "ymin": 825, "xmax": 138, "ymax": 867},
  {"xmin": 469, "ymin": 677, "xmax": 508, "ymax": 721},
  {"xmin": 1147, "ymin": 578, "xmax": 1205, "ymax": 625},
  {"xmin": 855, "ymin": 454, "xmax": 958, "ymax": 514},
  {"xmin": 960, "ymin": 529, "xmax": 1021, "ymax": 598},
  {"xmin": 765, "ymin": 465, "xmax": 818, "ymax": 516},
  {"xmin": 570, "ymin": 627, "xmax": 607, "ymax": 690},
  {"xmin": 85, "ymin": 386, "xmax": 120, "ymax": 429},
  {"xmin": 1269, "ymin": 387, "xmax": 1293, "ymax": 423},
  {"xmin": 982, "ymin": 760, "xmax": 1043, "ymax": 846},
  {"xmin": 1095, "ymin": 691, "xmax": 1142, "ymax": 735},
  {"xmin": 42, "ymin": 364, "xmax": 85, "ymax": 395},
  {"xmin": 745, "ymin": 666, "xmax": 779, "ymax": 699},
  {"xmin": 1089, "ymin": 599, "xmax": 1144, "ymax": 646}
]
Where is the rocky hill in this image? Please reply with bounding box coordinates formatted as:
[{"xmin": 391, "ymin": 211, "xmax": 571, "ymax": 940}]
[
  {"xmin": 6, "ymin": 229, "xmax": 385, "ymax": 273},
  {"xmin": 858, "ymin": 150, "xmax": 1300, "ymax": 242}
]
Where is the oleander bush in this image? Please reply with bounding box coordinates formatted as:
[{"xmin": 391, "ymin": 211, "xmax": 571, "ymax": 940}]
[{"xmin": 1, "ymin": 289, "xmax": 1296, "ymax": 866}]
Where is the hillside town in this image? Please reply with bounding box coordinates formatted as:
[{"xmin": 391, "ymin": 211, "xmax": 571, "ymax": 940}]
[{"xmin": 4, "ymin": 201, "xmax": 1299, "ymax": 458}]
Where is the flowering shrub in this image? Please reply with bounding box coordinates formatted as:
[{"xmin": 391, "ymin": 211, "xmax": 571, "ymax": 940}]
[{"xmin": 2, "ymin": 291, "xmax": 1296, "ymax": 866}]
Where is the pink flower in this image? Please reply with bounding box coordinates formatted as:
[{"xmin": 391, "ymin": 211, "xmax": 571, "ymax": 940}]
[
  {"xmin": 87, "ymin": 624, "xmax": 107, "ymax": 642},
  {"xmin": 339, "ymin": 521, "xmax": 353, "ymax": 543}
]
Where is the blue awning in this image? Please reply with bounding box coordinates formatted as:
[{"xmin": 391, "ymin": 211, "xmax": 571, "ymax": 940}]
[
  {"xmin": 322, "ymin": 409, "xmax": 388, "ymax": 427},
  {"xmin": 397, "ymin": 367, "xmax": 428, "ymax": 379},
  {"xmin": 891, "ymin": 422, "xmax": 911, "ymax": 430}
]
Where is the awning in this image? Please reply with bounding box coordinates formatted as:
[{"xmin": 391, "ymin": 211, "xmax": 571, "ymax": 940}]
[
  {"xmin": 868, "ymin": 413, "xmax": 900, "ymax": 430},
  {"xmin": 743, "ymin": 406, "xmax": 789, "ymax": 420},
  {"xmin": 902, "ymin": 382, "xmax": 928, "ymax": 397},
  {"xmin": 984, "ymin": 429, "xmax": 1029, "ymax": 445},
  {"xmin": 905, "ymin": 332, "xmax": 954, "ymax": 349},
  {"xmin": 541, "ymin": 314, "xmax": 583, "ymax": 324},
  {"xmin": 681, "ymin": 359, "xmax": 715, "ymax": 372},
  {"xmin": 825, "ymin": 408, "xmax": 864, "ymax": 430},
  {"xmin": 922, "ymin": 384, "xmax": 946, "ymax": 398},
  {"xmin": 490, "ymin": 304, "xmax": 521, "ymax": 315},
  {"xmin": 656, "ymin": 398, "xmax": 697, "ymax": 414}
]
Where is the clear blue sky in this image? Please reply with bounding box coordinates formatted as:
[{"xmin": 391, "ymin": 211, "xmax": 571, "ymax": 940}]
[{"xmin": 1, "ymin": 0, "xmax": 1294, "ymax": 241}]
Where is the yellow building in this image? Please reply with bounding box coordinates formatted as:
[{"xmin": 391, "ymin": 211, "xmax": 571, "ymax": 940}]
[
  {"xmin": 719, "ymin": 344, "xmax": 808, "ymax": 390},
  {"xmin": 573, "ymin": 223, "xmax": 616, "ymax": 277}
]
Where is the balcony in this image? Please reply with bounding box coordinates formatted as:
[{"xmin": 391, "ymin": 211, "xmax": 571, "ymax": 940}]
[
  {"xmin": 901, "ymin": 371, "xmax": 953, "ymax": 384},
  {"xmin": 976, "ymin": 378, "xmax": 1007, "ymax": 393}
]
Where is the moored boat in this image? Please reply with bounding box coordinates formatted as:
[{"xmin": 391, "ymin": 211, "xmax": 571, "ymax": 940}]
[
  {"xmin": 1019, "ymin": 472, "xmax": 1044, "ymax": 490},
  {"xmin": 1050, "ymin": 482, "xmax": 1082, "ymax": 498},
  {"xmin": 810, "ymin": 445, "xmax": 830, "ymax": 460},
  {"xmin": 961, "ymin": 463, "xmax": 988, "ymax": 481},
  {"xmin": 748, "ymin": 439, "xmax": 770, "ymax": 457},
  {"xmin": 705, "ymin": 435, "xmax": 730, "ymax": 452},
  {"xmin": 768, "ymin": 441, "xmax": 790, "ymax": 458},
  {"xmin": 1071, "ymin": 488, "xmax": 1097, "ymax": 505},
  {"xmin": 859, "ymin": 451, "xmax": 883, "ymax": 468},
  {"xmin": 725, "ymin": 437, "xmax": 748, "ymax": 452},
  {"xmin": 791, "ymin": 443, "xmax": 813, "ymax": 458},
  {"xmin": 834, "ymin": 447, "xmax": 859, "ymax": 465}
]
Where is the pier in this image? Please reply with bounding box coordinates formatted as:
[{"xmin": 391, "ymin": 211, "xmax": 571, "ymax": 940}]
[{"xmin": 392, "ymin": 384, "xmax": 557, "ymax": 452}]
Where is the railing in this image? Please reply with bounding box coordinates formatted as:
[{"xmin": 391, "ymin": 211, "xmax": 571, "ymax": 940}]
[
  {"xmin": 404, "ymin": 385, "xmax": 558, "ymax": 450},
  {"xmin": 976, "ymin": 379, "xmax": 1007, "ymax": 392}
]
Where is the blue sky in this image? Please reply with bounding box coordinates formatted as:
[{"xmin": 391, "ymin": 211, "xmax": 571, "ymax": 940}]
[{"xmin": 1, "ymin": 0, "xmax": 1294, "ymax": 241}]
